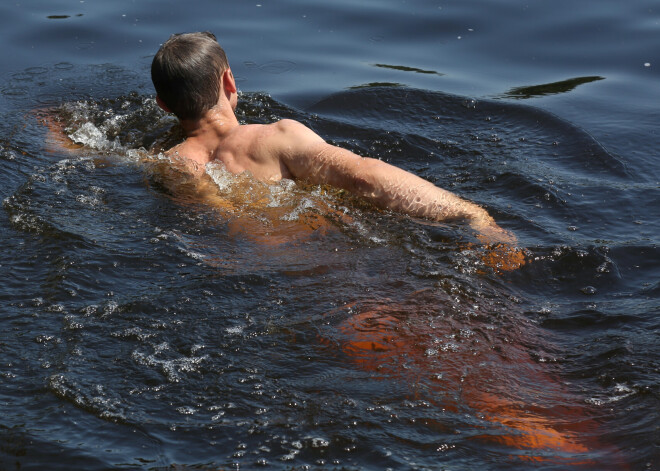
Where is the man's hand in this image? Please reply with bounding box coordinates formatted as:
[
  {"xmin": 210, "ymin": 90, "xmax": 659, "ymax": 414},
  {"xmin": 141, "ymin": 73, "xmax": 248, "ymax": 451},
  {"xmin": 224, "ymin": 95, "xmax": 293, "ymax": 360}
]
[{"xmin": 37, "ymin": 109, "xmax": 84, "ymax": 156}]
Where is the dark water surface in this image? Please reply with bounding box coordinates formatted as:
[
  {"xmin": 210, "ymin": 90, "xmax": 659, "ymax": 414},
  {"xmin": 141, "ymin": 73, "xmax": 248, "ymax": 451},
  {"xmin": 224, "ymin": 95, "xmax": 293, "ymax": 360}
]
[{"xmin": 1, "ymin": 1, "xmax": 658, "ymax": 470}]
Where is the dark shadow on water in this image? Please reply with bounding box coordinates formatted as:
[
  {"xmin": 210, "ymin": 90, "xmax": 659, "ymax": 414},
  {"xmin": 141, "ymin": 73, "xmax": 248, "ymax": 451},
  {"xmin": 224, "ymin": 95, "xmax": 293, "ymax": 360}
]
[
  {"xmin": 47, "ymin": 14, "xmax": 83, "ymax": 20},
  {"xmin": 348, "ymin": 81, "xmax": 405, "ymax": 89},
  {"xmin": 501, "ymin": 76, "xmax": 605, "ymax": 99},
  {"xmin": 372, "ymin": 63, "xmax": 444, "ymax": 76}
]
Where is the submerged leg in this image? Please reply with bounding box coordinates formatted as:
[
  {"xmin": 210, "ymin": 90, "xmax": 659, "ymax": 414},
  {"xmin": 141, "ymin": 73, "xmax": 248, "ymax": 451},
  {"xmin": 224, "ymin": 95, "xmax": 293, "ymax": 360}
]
[{"xmin": 327, "ymin": 300, "xmax": 624, "ymax": 467}]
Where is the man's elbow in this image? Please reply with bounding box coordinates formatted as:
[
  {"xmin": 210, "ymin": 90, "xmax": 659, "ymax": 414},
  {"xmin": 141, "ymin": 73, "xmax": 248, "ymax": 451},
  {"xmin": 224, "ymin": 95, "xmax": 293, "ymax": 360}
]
[{"xmin": 343, "ymin": 157, "xmax": 385, "ymax": 200}]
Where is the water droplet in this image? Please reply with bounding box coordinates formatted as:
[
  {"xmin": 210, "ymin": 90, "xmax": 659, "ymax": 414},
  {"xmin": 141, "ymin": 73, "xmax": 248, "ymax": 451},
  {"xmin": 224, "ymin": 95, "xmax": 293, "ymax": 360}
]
[
  {"xmin": 597, "ymin": 262, "xmax": 610, "ymax": 273},
  {"xmin": 580, "ymin": 286, "xmax": 597, "ymax": 295}
]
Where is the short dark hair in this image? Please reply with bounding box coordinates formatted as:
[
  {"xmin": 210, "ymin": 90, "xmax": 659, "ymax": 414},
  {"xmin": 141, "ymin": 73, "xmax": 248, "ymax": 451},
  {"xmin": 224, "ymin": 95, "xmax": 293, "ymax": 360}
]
[{"xmin": 151, "ymin": 32, "xmax": 229, "ymax": 121}]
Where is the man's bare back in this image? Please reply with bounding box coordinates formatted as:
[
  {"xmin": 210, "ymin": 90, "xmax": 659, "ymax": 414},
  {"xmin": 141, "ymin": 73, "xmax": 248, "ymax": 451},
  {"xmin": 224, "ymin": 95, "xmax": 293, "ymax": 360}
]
[{"xmin": 166, "ymin": 119, "xmax": 302, "ymax": 182}]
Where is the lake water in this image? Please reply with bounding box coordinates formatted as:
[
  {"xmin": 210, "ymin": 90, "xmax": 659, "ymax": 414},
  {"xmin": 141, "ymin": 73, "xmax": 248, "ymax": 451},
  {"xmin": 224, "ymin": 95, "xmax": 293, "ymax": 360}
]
[{"xmin": 1, "ymin": 0, "xmax": 658, "ymax": 470}]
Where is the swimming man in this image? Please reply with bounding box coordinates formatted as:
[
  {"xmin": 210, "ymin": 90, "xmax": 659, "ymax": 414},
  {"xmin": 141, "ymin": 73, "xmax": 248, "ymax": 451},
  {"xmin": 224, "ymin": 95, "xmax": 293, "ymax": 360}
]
[{"xmin": 151, "ymin": 32, "xmax": 515, "ymax": 244}]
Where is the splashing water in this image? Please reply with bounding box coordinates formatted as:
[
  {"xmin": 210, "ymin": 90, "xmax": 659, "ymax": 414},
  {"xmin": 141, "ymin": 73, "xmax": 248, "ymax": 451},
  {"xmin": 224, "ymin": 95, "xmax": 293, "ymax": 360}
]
[{"xmin": 0, "ymin": 84, "xmax": 645, "ymax": 470}]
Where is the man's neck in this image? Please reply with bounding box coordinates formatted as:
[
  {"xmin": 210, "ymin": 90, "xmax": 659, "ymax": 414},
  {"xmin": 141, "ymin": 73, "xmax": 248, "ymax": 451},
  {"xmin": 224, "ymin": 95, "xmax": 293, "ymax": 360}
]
[
  {"xmin": 172, "ymin": 104, "xmax": 240, "ymax": 167},
  {"xmin": 181, "ymin": 105, "xmax": 240, "ymax": 143}
]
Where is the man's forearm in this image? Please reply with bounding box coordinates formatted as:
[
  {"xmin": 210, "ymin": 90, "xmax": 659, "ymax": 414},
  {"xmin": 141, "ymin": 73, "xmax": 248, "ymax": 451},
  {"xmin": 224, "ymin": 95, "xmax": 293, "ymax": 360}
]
[
  {"xmin": 357, "ymin": 158, "xmax": 487, "ymax": 220},
  {"xmin": 315, "ymin": 149, "xmax": 514, "ymax": 244}
]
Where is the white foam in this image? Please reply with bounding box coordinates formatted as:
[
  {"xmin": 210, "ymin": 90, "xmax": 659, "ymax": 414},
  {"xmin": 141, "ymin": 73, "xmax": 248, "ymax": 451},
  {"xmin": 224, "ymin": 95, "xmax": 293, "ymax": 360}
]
[
  {"xmin": 131, "ymin": 342, "xmax": 209, "ymax": 383},
  {"xmin": 68, "ymin": 122, "xmax": 123, "ymax": 151},
  {"xmin": 206, "ymin": 161, "xmax": 238, "ymax": 191},
  {"xmin": 225, "ymin": 325, "xmax": 245, "ymax": 335},
  {"xmin": 586, "ymin": 383, "xmax": 635, "ymax": 406}
]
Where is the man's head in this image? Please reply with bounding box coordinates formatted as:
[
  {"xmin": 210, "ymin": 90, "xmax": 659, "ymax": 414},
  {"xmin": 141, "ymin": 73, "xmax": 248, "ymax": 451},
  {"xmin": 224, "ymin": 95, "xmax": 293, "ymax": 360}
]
[{"xmin": 151, "ymin": 32, "xmax": 231, "ymax": 121}]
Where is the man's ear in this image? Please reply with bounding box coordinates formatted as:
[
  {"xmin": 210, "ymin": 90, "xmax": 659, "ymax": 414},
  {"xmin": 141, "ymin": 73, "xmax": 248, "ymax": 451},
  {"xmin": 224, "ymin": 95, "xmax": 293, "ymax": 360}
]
[
  {"xmin": 156, "ymin": 95, "xmax": 172, "ymax": 113},
  {"xmin": 222, "ymin": 68, "xmax": 237, "ymax": 94}
]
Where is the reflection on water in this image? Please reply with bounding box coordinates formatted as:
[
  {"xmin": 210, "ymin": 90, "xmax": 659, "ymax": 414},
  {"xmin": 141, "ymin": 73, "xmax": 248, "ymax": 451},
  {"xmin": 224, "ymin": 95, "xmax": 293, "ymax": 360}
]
[
  {"xmin": 349, "ymin": 81, "xmax": 405, "ymax": 89},
  {"xmin": 502, "ymin": 76, "xmax": 606, "ymax": 99},
  {"xmin": 372, "ymin": 63, "xmax": 444, "ymax": 76},
  {"xmin": 0, "ymin": 65, "xmax": 649, "ymax": 470}
]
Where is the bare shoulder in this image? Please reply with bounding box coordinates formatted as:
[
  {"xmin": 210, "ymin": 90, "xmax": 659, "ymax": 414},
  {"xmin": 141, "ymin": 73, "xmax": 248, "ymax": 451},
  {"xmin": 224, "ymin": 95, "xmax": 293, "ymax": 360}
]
[
  {"xmin": 271, "ymin": 119, "xmax": 324, "ymax": 143},
  {"xmin": 161, "ymin": 142, "xmax": 207, "ymax": 176},
  {"xmin": 272, "ymin": 118, "xmax": 306, "ymax": 132},
  {"xmin": 264, "ymin": 120, "xmax": 327, "ymax": 168}
]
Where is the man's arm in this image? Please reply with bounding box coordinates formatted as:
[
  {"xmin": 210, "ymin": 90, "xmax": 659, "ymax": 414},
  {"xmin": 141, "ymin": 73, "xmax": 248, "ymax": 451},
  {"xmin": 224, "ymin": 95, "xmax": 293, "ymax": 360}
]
[
  {"xmin": 37, "ymin": 110, "xmax": 85, "ymax": 156},
  {"xmin": 276, "ymin": 119, "xmax": 515, "ymax": 244}
]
